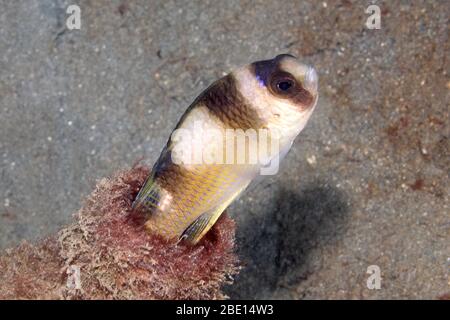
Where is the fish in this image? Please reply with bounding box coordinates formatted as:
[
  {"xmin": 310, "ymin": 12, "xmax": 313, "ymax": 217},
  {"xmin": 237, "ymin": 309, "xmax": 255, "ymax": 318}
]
[{"xmin": 132, "ymin": 54, "xmax": 318, "ymax": 245}]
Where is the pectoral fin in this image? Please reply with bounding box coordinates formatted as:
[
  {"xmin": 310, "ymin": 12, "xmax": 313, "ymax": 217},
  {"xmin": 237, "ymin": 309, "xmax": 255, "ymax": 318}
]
[
  {"xmin": 180, "ymin": 209, "xmax": 223, "ymax": 245},
  {"xmin": 180, "ymin": 179, "xmax": 253, "ymax": 244}
]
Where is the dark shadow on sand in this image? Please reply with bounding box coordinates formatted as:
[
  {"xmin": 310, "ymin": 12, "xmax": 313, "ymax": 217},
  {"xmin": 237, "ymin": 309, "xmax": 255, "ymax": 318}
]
[{"xmin": 225, "ymin": 183, "xmax": 350, "ymax": 299}]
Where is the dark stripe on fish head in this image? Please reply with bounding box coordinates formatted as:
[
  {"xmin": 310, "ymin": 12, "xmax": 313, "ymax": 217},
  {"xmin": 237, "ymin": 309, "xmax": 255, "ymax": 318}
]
[{"xmin": 251, "ymin": 54, "xmax": 318, "ymax": 110}]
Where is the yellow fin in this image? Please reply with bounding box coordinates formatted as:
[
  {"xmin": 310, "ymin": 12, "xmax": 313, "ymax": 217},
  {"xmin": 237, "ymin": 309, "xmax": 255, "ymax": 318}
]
[
  {"xmin": 180, "ymin": 182, "xmax": 250, "ymax": 244},
  {"xmin": 180, "ymin": 209, "xmax": 223, "ymax": 245},
  {"xmin": 132, "ymin": 175, "xmax": 160, "ymax": 212}
]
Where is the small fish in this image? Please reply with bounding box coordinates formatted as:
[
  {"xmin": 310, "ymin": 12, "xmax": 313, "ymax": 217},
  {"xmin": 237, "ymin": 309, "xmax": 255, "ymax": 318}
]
[{"xmin": 133, "ymin": 54, "xmax": 318, "ymax": 244}]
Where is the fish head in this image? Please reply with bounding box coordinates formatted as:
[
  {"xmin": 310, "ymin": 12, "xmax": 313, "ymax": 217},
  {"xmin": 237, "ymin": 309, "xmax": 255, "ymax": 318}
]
[{"xmin": 235, "ymin": 54, "xmax": 319, "ymax": 134}]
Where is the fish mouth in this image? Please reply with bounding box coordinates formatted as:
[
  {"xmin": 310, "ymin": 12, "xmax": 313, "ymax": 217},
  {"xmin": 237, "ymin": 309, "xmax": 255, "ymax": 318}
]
[{"xmin": 303, "ymin": 66, "xmax": 318, "ymax": 95}]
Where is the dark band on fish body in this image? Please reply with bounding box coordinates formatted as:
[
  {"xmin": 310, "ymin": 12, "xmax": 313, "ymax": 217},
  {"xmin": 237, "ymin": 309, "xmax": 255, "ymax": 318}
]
[
  {"xmin": 150, "ymin": 150, "xmax": 218, "ymax": 202},
  {"xmin": 151, "ymin": 149, "xmax": 187, "ymax": 197},
  {"xmin": 196, "ymin": 74, "xmax": 264, "ymax": 130},
  {"xmin": 250, "ymin": 58, "xmax": 315, "ymax": 109}
]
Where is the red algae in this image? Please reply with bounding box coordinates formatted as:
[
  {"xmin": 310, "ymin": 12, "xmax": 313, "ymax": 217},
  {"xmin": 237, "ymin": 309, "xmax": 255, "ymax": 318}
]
[{"xmin": 0, "ymin": 165, "xmax": 239, "ymax": 300}]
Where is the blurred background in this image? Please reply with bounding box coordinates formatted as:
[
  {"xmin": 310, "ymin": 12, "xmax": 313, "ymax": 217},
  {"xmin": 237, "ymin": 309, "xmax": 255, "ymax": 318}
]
[{"xmin": 0, "ymin": 0, "xmax": 448, "ymax": 299}]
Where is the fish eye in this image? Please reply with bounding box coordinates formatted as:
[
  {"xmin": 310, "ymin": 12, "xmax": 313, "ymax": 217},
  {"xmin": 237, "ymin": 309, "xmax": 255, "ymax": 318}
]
[
  {"xmin": 269, "ymin": 72, "xmax": 297, "ymax": 97},
  {"xmin": 277, "ymin": 80, "xmax": 293, "ymax": 91}
]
